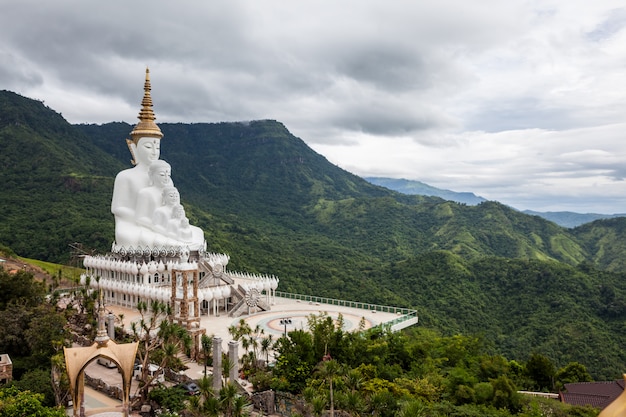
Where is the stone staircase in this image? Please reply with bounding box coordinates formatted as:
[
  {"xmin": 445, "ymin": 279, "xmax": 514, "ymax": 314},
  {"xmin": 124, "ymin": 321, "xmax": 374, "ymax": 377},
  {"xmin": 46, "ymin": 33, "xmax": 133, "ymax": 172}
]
[{"xmin": 229, "ymin": 284, "xmax": 270, "ymax": 317}]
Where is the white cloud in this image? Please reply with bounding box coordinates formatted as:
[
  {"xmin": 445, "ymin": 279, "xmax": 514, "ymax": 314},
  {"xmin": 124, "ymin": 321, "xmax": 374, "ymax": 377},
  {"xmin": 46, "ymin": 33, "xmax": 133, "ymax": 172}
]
[{"xmin": 1, "ymin": 0, "xmax": 626, "ymax": 213}]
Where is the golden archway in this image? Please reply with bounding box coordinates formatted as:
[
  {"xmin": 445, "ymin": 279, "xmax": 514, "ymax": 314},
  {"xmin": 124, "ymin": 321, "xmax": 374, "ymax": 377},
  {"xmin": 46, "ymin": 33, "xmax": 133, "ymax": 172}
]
[{"xmin": 64, "ymin": 340, "xmax": 138, "ymax": 417}]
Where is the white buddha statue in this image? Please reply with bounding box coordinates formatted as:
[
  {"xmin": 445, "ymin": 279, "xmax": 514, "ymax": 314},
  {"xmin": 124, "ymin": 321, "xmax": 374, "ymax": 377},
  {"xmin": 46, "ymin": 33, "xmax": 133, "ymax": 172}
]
[
  {"xmin": 136, "ymin": 160, "xmax": 173, "ymax": 229},
  {"xmin": 168, "ymin": 205, "xmax": 194, "ymax": 242},
  {"xmin": 111, "ymin": 68, "xmax": 205, "ymax": 251},
  {"xmin": 152, "ymin": 186, "xmax": 204, "ymax": 246},
  {"xmin": 152, "ymin": 186, "xmax": 180, "ymax": 236}
]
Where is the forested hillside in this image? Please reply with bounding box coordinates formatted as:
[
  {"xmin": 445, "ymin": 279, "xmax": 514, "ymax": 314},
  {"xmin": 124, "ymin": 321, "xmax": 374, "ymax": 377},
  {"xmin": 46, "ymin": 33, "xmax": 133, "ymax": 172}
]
[{"xmin": 3, "ymin": 90, "xmax": 626, "ymax": 379}]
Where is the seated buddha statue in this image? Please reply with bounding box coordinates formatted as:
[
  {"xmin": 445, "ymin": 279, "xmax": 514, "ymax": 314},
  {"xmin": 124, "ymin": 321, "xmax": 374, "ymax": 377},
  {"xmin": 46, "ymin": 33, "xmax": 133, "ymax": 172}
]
[
  {"xmin": 152, "ymin": 186, "xmax": 204, "ymax": 246},
  {"xmin": 135, "ymin": 160, "xmax": 173, "ymax": 229},
  {"xmin": 111, "ymin": 68, "xmax": 205, "ymax": 251}
]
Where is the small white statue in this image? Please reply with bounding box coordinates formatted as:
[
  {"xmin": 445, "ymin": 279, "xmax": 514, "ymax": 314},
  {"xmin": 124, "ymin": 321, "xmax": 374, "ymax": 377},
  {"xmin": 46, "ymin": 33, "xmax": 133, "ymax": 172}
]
[
  {"xmin": 136, "ymin": 160, "xmax": 173, "ymax": 229},
  {"xmin": 152, "ymin": 186, "xmax": 203, "ymax": 246},
  {"xmin": 168, "ymin": 204, "xmax": 194, "ymax": 242}
]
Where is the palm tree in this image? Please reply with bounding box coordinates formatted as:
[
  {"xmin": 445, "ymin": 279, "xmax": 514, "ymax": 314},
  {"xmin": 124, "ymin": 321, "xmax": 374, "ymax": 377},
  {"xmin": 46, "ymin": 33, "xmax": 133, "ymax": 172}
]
[
  {"xmin": 232, "ymin": 394, "xmax": 251, "ymax": 417},
  {"xmin": 201, "ymin": 333, "xmax": 212, "ymax": 377},
  {"xmin": 188, "ymin": 375, "xmax": 220, "ymax": 417},
  {"xmin": 228, "ymin": 318, "xmax": 252, "ymax": 341},
  {"xmin": 249, "ymin": 334, "xmax": 259, "ymax": 367},
  {"xmin": 316, "ymin": 359, "xmax": 343, "ymax": 417},
  {"xmin": 311, "ymin": 395, "xmax": 327, "ymax": 417},
  {"xmin": 222, "ymin": 354, "xmax": 236, "ymax": 385},
  {"xmin": 130, "ymin": 300, "xmax": 189, "ymax": 403},
  {"xmin": 368, "ymin": 391, "xmax": 396, "ymax": 417},
  {"xmin": 219, "ymin": 382, "xmax": 239, "ymax": 417},
  {"xmin": 342, "ymin": 369, "xmax": 365, "ymax": 416},
  {"xmin": 341, "ymin": 391, "xmax": 365, "ymax": 417},
  {"xmin": 241, "ymin": 337, "xmax": 251, "ymax": 356},
  {"xmin": 251, "ymin": 324, "xmax": 263, "ymax": 359},
  {"xmin": 397, "ymin": 399, "xmax": 426, "ymax": 417},
  {"xmin": 260, "ymin": 335, "xmax": 273, "ymax": 364}
]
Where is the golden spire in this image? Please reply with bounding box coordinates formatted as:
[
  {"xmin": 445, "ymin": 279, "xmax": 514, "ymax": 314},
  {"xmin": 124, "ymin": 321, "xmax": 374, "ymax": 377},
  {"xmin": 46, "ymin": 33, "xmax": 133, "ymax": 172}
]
[{"xmin": 129, "ymin": 68, "xmax": 163, "ymax": 143}]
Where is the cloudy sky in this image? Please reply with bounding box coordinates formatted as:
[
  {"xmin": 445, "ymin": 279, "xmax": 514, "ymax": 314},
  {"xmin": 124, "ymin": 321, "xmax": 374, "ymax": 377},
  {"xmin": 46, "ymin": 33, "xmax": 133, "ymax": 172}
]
[{"xmin": 2, "ymin": 1, "xmax": 626, "ymax": 213}]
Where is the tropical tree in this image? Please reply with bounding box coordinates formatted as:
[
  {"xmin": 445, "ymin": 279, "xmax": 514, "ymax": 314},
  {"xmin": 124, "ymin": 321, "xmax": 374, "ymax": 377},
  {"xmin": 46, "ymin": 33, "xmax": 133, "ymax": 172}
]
[
  {"xmin": 315, "ymin": 359, "xmax": 343, "ymax": 417},
  {"xmin": 222, "ymin": 353, "xmax": 236, "ymax": 386},
  {"xmin": 219, "ymin": 383, "xmax": 238, "ymax": 417},
  {"xmin": 260, "ymin": 334, "xmax": 273, "ymax": 364},
  {"xmin": 51, "ymin": 349, "xmax": 71, "ymax": 407},
  {"xmin": 525, "ymin": 353, "xmax": 556, "ymax": 392},
  {"xmin": 24, "ymin": 304, "xmax": 69, "ymax": 366},
  {"xmin": 397, "ymin": 399, "xmax": 427, "ymax": 417},
  {"xmin": 201, "ymin": 333, "xmax": 213, "ymax": 377},
  {"xmin": 271, "ymin": 329, "xmax": 316, "ymax": 392},
  {"xmin": 0, "ymin": 386, "xmax": 66, "ymax": 417},
  {"xmin": 186, "ymin": 379, "xmax": 250, "ymax": 417},
  {"xmin": 130, "ymin": 300, "xmax": 191, "ymax": 402},
  {"xmin": 556, "ymin": 362, "xmax": 593, "ymax": 388},
  {"xmin": 187, "ymin": 375, "xmax": 220, "ymax": 417}
]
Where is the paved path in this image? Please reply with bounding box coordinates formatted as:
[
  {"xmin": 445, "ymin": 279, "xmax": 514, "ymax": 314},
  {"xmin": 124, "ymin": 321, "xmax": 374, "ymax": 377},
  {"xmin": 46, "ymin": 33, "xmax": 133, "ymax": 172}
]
[{"xmin": 68, "ymin": 386, "xmax": 128, "ymax": 416}]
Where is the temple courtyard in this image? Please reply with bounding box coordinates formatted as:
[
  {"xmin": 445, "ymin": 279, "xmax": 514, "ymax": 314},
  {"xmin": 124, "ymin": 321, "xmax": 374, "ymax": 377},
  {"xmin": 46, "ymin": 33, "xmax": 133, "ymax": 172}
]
[{"xmin": 106, "ymin": 294, "xmax": 416, "ymax": 378}]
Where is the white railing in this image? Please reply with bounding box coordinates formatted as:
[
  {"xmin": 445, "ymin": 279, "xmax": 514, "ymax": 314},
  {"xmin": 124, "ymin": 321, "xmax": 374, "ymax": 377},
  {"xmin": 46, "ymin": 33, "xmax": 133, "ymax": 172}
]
[{"xmin": 275, "ymin": 291, "xmax": 418, "ymax": 331}]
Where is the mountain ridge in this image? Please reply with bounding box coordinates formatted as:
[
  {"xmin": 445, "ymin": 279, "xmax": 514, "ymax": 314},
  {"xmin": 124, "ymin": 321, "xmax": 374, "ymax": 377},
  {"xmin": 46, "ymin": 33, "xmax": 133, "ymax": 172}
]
[
  {"xmin": 364, "ymin": 176, "xmax": 626, "ymax": 228},
  {"xmin": 4, "ymin": 90, "xmax": 626, "ymax": 378},
  {"xmin": 364, "ymin": 176, "xmax": 487, "ymax": 206}
]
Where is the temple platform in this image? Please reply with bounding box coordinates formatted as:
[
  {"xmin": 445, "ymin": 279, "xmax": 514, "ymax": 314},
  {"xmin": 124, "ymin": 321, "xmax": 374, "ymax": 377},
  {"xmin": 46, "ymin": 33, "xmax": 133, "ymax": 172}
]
[{"xmin": 106, "ymin": 293, "xmax": 418, "ymax": 380}]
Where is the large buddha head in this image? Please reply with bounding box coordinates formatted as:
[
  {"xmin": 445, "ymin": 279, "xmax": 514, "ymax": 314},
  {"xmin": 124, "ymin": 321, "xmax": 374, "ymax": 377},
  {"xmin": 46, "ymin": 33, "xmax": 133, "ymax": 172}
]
[{"xmin": 127, "ymin": 68, "xmax": 164, "ymax": 165}]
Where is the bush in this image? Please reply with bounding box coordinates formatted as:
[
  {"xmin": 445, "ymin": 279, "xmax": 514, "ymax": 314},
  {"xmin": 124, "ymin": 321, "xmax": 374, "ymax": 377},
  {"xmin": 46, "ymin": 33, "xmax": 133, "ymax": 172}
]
[{"xmin": 148, "ymin": 386, "xmax": 186, "ymax": 414}]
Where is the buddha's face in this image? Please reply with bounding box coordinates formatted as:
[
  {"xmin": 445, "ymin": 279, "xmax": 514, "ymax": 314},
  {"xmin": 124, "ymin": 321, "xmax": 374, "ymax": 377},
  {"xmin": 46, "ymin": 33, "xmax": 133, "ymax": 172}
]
[
  {"xmin": 134, "ymin": 137, "xmax": 161, "ymax": 166},
  {"xmin": 173, "ymin": 205, "xmax": 185, "ymax": 218},
  {"xmin": 164, "ymin": 189, "xmax": 180, "ymax": 206},
  {"xmin": 150, "ymin": 165, "xmax": 172, "ymax": 188}
]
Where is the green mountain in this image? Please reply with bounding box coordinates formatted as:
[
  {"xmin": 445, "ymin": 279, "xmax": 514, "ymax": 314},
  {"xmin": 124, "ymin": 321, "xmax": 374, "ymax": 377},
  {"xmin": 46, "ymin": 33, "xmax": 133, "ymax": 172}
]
[{"xmin": 3, "ymin": 90, "xmax": 626, "ymax": 379}]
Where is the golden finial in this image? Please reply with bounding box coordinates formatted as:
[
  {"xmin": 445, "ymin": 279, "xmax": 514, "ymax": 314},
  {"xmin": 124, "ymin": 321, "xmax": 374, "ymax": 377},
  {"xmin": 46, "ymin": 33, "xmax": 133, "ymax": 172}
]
[{"xmin": 129, "ymin": 68, "xmax": 163, "ymax": 143}]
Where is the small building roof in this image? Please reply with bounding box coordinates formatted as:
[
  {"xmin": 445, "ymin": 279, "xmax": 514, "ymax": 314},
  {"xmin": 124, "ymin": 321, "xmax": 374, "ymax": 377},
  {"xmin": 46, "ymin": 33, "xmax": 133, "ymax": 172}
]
[{"xmin": 561, "ymin": 380, "xmax": 625, "ymax": 409}]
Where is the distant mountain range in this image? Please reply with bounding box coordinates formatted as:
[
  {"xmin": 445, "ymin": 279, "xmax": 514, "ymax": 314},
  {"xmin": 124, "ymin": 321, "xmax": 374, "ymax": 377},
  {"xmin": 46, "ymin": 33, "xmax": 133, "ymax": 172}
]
[
  {"xmin": 364, "ymin": 177, "xmax": 487, "ymax": 205},
  {"xmin": 364, "ymin": 176, "xmax": 626, "ymax": 228},
  {"xmin": 3, "ymin": 89, "xmax": 626, "ymax": 379}
]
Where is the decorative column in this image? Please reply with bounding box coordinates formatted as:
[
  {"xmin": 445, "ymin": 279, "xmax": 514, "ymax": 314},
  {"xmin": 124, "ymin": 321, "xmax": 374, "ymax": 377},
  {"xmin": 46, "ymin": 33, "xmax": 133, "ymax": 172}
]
[
  {"xmin": 107, "ymin": 313, "xmax": 115, "ymax": 340},
  {"xmin": 171, "ymin": 263, "xmax": 204, "ymax": 359},
  {"xmin": 212, "ymin": 337, "xmax": 222, "ymax": 392},
  {"xmin": 228, "ymin": 340, "xmax": 239, "ymax": 383}
]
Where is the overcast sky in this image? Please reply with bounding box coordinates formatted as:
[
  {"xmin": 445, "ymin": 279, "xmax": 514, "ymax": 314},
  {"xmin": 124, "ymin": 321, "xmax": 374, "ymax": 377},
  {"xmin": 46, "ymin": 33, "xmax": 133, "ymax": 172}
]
[{"xmin": 2, "ymin": 1, "xmax": 626, "ymax": 213}]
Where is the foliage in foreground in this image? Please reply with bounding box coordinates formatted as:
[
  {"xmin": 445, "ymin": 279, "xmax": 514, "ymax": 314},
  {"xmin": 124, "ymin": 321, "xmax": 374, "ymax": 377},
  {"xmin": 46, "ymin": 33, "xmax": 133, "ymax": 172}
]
[
  {"xmin": 149, "ymin": 377, "xmax": 251, "ymax": 417},
  {"xmin": 0, "ymin": 386, "xmax": 66, "ymax": 417},
  {"xmin": 244, "ymin": 313, "xmax": 600, "ymax": 417},
  {"xmin": 0, "ymin": 268, "xmax": 71, "ymax": 406}
]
